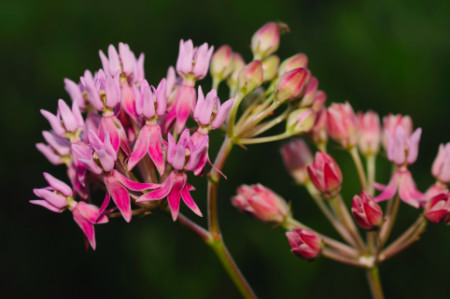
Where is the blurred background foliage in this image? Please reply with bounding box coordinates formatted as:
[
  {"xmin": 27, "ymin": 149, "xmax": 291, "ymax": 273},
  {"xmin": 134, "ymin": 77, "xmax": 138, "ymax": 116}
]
[{"xmin": 1, "ymin": 0, "xmax": 449, "ymax": 298}]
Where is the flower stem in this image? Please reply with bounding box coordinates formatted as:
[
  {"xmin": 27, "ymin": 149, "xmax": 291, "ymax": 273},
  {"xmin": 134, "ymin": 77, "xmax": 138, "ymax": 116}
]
[
  {"xmin": 349, "ymin": 147, "xmax": 367, "ymax": 191},
  {"xmin": 380, "ymin": 195, "xmax": 401, "ymax": 246},
  {"xmin": 239, "ymin": 131, "xmax": 292, "ymax": 145},
  {"xmin": 366, "ymin": 155, "xmax": 376, "ymax": 196},
  {"xmin": 366, "ymin": 267, "xmax": 385, "ymax": 299}
]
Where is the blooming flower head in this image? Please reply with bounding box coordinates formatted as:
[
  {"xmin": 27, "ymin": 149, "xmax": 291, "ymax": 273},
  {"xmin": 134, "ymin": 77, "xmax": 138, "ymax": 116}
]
[
  {"xmin": 326, "ymin": 102, "xmax": 358, "ymax": 149},
  {"xmin": 280, "ymin": 139, "xmax": 313, "ymax": 185},
  {"xmin": 232, "ymin": 184, "xmax": 289, "ymax": 224},
  {"xmin": 307, "ymin": 151, "xmax": 343, "ymax": 199},
  {"xmin": 286, "ymin": 228, "xmax": 321, "ymax": 260},
  {"xmin": 40, "ymin": 99, "xmax": 84, "ymax": 140},
  {"xmin": 176, "ymin": 39, "xmax": 214, "ymax": 80},
  {"xmin": 352, "ymin": 191, "xmax": 383, "ymax": 230},
  {"xmin": 193, "ymin": 87, "xmax": 235, "ymax": 130}
]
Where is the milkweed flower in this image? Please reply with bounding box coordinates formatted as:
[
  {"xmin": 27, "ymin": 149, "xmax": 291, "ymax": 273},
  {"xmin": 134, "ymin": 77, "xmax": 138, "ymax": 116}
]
[
  {"xmin": 307, "ymin": 151, "xmax": 343, "ymax": 199},
  {"xmin": 352, "ymin": 191, "xmax": 383, "ymax": 230},
  {"xmin": 326, "ymin": 102, "xmax": 358, "ymax": 149}
]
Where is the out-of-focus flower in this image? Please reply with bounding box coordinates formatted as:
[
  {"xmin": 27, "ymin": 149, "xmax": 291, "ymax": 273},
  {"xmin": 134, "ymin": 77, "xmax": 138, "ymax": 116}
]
[
  {"xmin": 424, "ymin": 192, "xmax": 450, "ymax": 223},
  {"xmin": 232, "ymin": 184, "xmax": 289, "ymax": 224},
  {"xmin": 286, "ymin": 108, "xmax": 316, "ymax": 135},
  {"xmin": 210, "ymin": 45, "xmax": 234, "ymax": 81},
  {"xmin": 280, "ymin": 139, "xmax": 313, "ymax": 185},
  {"xmin": 326, "ymin": 102, "xmax": 358, "ymax": 149},
  {"xmin": 193, "ymin": 87, "xmax": 235, "ymax": 130},
  {"xmin": 307, "ymin": 151, "xmax": 342, "ymax": 199},
  {"xmin": 251, "ymin": 22, "xmax": 280, "ymax": 59},
  {"xmin": 357, "ymin": 111, "xmax": 381, "ymax": 156},
  {"xmin": 431, "ymin": 143, "xmax": 450, "ymax": 183},
  {"xmin": 276, "ymin": 68, "xmax": 310, "ymax": 102},
  {"xmin": 176, "ymin": 39, "xmax": 214, "ymax": 80},
  {"xmin": 286, "ymin": 227, "xmax": 321, "ymax": 260},
  {"xmin": 238, "ymin": 60, "xmax": 264, "ymax": 94},
  {"xmin": 261, "ymin": 55, "xmax": 280, "ymax": 82},
  {"xmin": 382, "ymin": 114, "xmax": 413, "ymax": 149},
  {"xmin": 278, "ymin": 53, "xmax": 308, "ymax": 76}
]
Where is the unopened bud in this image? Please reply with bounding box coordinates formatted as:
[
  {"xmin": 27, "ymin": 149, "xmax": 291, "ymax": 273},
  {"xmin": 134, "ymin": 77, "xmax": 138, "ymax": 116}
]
[
  {"xmin": 327, "ymin": 102, "xmax": 358, "ymax": 149},
  {"xmin": 300, "ymin": 77, "xmax": 318, "ymax": 107},
  {"xmin": 431, "ymin": 143, "xmax": 450, "ymax": 183},
  {"xmin": 251, "ymin": 22, "xmax": 280, "ymax": 60},
  {"xmin": 352, "ymin": 191, "xmax": 383, "ymax": 230},
  {"xmin": 280, "ymin": 139, "xmax": 313, "ymax": 184},
  {"xmin": 307, "ymin": 151, "xmax": 342, "ymax": 199},
  {"xmin": 261, "ymin": 55, "xmax": 280, "ymax": 82},
  {"xmin": 226, "ymin": 53, "xmax": 245, "ymax": 93},
  {"xmin": 238, "ymin": 60, "xmax": 264, "ymax": 94},
  {"xmin": 232, "ymin": 184, "xmax": 289, "ymax": 224},
  {"xmin": 357, "ymin": 111, "xmax": 381, "ymax": 156},
  {"xmin": 279, "ymin": 53, "xmax": 308, "ymax": 76},
  {"xmin": 286, "ymin": 228, "xmax": 321, "ymax": 260},
  {"xmin": 424, "ymin": 192, "xmax": 450, "ymax": 223},
  {"xmin": 210, "ymin": 45, "xmax": 233, "ymax": 80},
  {"xmin": 276, "ymin": 68, "xmax": 310, "ymax": 102},
  {"xmin": 286, "ymin": 108, "xmax": 316, "ymax": 135}
]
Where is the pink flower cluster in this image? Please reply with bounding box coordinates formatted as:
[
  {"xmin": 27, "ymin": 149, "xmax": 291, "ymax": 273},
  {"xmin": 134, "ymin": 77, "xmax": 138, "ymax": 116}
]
[{"xmin": 33, "ymin": 41, "xmax": 234, "ymax": 249}]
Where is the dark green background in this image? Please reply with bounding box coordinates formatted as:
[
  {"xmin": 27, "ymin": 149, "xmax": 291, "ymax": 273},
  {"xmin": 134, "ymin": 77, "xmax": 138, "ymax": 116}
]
[{"xmin": 1, "ymin": 0, "xmax": 449, "ymax": 298}]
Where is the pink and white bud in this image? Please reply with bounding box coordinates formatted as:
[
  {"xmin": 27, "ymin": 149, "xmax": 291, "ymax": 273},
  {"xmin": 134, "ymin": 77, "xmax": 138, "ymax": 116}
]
[
  {"xmin": 300, "ymin": 77, "xmax": 318, "ymax": 107},
  {"xmin": 286, "ymin": 228, "xmax": 321, "ymax": 260},
  {"xmin": 278, "ymin": 53, "xmax": 308, "ymax": 76},
  {"xmin": 261, "ymin": 55, "xmax": 280, "ymax": 82},
  {"xmin": 310, "ymin": 108, "xmax": 328, "ymax": 146},
  {"xmin": 312, "ymin": 91, "xmax": 327, "ymax": 112},
  {"xmin": 286, "ymin": 108, "xmax": 316, "ymax": 135},
  {"xmin": 280, "ymin": 139, "xmax": 313, "ymax": 185},
  {"xmin": 327, "ymin": 102, "xmax": 358, "ymax": 149},
  {"xmin": 210, "ymin": 45, "xmax": 233, "ymax": 80},
  {"xmin": 382, "ymin": 114, "xmax": 413, "ymax": 149},
  {"xmin": 307, "ymin": 151, "xmax": 343, "ymax": 199},
  {"xmin": 276, "ymin": 68, "xmax": 310, "ymax": 102},
  {"xmin": 232, "ymin": 184, "xmax": 289, "ymax": 223},
  {"xmin": 251, "ymin": 22, "xmax": 280, "ymax": 59},
  {"xmin": 431, "ymin": 143, "xmax": 450, "ymax": 183},
  {"xmin": 424, "ymin": 192, "xmax": 450, "ymax": 223},
  {"xmin": 238, "ymin": 60, "xmax": 264, "ymax": 94},
  {"xmin": 385, "ymin": 126, "xmax": 422, "ymax": 166},
  {"xmin": 352, "ymin": 191, "xmax": 383, "ymax": 230},
  {"xmin": 176, "ymin": 39, "xmax": 214, "ymax": 80},
  {"xmin": 357, "ymin": 111, "xmax": 381, "ymax": 156}
]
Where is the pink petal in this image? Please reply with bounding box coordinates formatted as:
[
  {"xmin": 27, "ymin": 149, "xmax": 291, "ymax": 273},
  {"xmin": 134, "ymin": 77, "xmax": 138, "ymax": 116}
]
[
  {"xmin": 36, "ymin": 143, "xmax": 62, "ymax": 165},
  {"xmin": 113, "ymin": 170, "xmax": 158, "ymax": 191},
  {"xmin": 43, "ymin": 172, "xmax": 72, "ymax": 196},
  {"xmin": 156, "ymin": 78, "xmax": 167, "ymax": 116},
  {"xmin": 99, "ymin": 117, "xmax": 121, "ymax": 152},
  {"xmin": 407, "ymin": 128, "xmax": 422, "ymax": 164},
  {"xmin": 137, "ymin": 172, "xmax": 175, "ymax": 202},
  {"xmin": 121, "ymin": 83, "xmax": 137, "ymax": 119},
  {"xmin": 167, "ymin": 172, "xmax": 186, "ymax": 221},
  {"xmin": 148, "ymin": 125, "xmax": 165, "ymax": 175},
  {"xmin": 142, "ymin": 82, "xmax": 156, "ymax": 119},
  {"xmin": 104, "ymin": 174, "xmax": 132, "ymax": 222},
  {"xmin": 29, "ymin": 200, "xmax": 63, "ymax": 213},
  {"xmin": 72, "ymin": 207, "xmax": 96, "ymax": 250},
  {"xmin": 398, "ymin": 170, "xmax": 423, "ymax": 208},
  {"xmin": 212, "ymin": 98, "xmax": 235, "ymax": 129},
  {"xmin": 108, "ymin": 44, "xmax": 121, "ymax": 76},
  {"xmin": 128, "ymin": 125, "xmax": 151, "ymax": 171},
  {"xmin": 97, "ymin": 192, "xmax": 111, "ymax": 222},
  {"xmin": 181, "ymin": 183, "xmax": 202, "ymax": 217},
  {"xmin": 374, "ymin": 171, "xmax": 399, "ymax": 202},
  {"xmin": 58, "ymin": 99, "xmax": 78, "ymax": 132},
  {"xmin": 40, "ymin": 109, "xmax": 65, "ymax": 137},
  {"xmin": 323, "ymin": 163, "xmax": 340, "ymax": 191},
  {"xmin": 77, "ymin": 201, "xmax": 101, "ymax": 223}
]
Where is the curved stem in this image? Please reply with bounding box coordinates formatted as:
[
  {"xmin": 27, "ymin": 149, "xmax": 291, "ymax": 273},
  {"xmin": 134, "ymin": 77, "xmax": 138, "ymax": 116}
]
[
  {"xmin": 176, "ymin": 212, "xmax": 212, "ymax": 242},
  {"xmin": 349, "ymin": 147, "xmax": 367, "ymax": 190},
  {"xmin": 366, "ymin": 267, "xmax": 385, "ymax": 299},
  {"xmin": 239, "ymin": 132, "xmax": 292, "ymax": 145}
]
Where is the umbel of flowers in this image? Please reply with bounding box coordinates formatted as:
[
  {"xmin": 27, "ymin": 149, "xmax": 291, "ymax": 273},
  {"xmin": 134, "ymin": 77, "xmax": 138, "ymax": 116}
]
[{"xmin": 33, "ymin": 22, "xmax": 449, "ymax": 299}]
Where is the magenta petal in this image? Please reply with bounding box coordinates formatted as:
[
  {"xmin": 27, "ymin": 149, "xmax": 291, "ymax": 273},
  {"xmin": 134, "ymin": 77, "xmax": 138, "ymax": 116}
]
[
  {"xmin": 374, "ymin": 171, "xmax": 399, "ymax": 202},
  {"xmin": 212, "ymin": 98, "xmax": 235, "ymax": 129},
  {"xmin": 398, "ymin": 170, "xmax": 423, "ymax": 208},
  {"xmin": 77, "ymin": 201, "xmax": 100, "ymax": 223},
  {"xmin": 58, "ymin": 99, "xmax": 78, "ymax": 132},
  {"xmin": 407, "ymin": 128, "xmax": 422, "ymax": 164},
  {"xmin": 113, "ymin": 170, "xmax": 158, "ymax": 191},
  {"xmin": 72, "ymin": 207, "xmax": 96, "ymax": 250},
  {"xmin": 104, "ymin": 174, "xmax": 132, "ymax": 222},
  {"xmin": 121, "ymin": 83, "xmax": 137, "ymax": 119},
  {"xmin": 128, "ymin": 125, "xmax": 151, "ymax": 171},
  {"xmin": 97, "ymin": 192, "xmax": 111, "ymax": 221},
  {"xmin": 148, "ymin": 125, "xmax": 165, "ymax": 175},
  {"xmin": 167, "ymin": 173, "xmax": 186, "ymax": 221},
  {"xmin": 30, "ymin": 200, "xmax": 63, "ymax": 213},
  {"xmin": 137, "ymin": 172, "xmax": 175, "ymax": 202},
  {"xmin": 181, "ymin": 183, "xmax": 202, "ymax": 217}
]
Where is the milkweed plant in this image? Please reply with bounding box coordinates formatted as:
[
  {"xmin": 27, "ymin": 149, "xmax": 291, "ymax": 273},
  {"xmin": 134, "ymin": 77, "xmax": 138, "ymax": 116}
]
[{"xmin": 32, "ymin": 22, "xmax": 450, "ymax": 299}]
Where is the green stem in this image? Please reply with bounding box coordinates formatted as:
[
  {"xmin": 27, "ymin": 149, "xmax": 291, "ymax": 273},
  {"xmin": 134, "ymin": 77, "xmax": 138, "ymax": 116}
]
[
  {"xmin": 239, "ymin": 132, "xmax": 292, "ymax": 145},
  {"xmin": 366, "ymin": 155, "xmax": 376, "ymax": 196},
  {"xmin": 227, "ymin": 92, "xmax": 245, "ymax": 138},
  {"xmin": 212, "ymin": 77, "xmax": 221, "ymax": 90},
  {"xmin": 366, "ymin": 267, "xmax": 385, "ymax": 299},
  {"xmin": 380, "ymin": 195, "xmax": 401, "ymax": 246},
  {"xmin": 349, "ymin": 147, "xmax": 367, "ymax": 190},
  {"xmin": 208, "ymin": 239, "xmax": 257, "ymax": 299}
]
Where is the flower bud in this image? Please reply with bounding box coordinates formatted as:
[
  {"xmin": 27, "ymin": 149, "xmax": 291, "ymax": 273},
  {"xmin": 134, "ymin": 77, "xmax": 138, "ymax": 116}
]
[
  {"xmin": 286, "ymin": 228, "xmax": 321, "ymax": 260},
  {"xmin": 210, "ymin": 45, "xmax": 233, "ymax": 80},
  {"xmin": 238, "ymin": 60, "xmax": 264, "ymax": 94},
  {"xmin": 352, "ymin": 191, "xmax": 383, "ymax": 230},
  {"xmin": 382, "ymin": 114, "xmax": 413, "ymax": 149},
  {"xmin": 299, "ymin": 77, "xmax": 318, "ymax": 107},
  {"xmin": 326, "ymin": 102, "xmax": 358, "ymax": 149},
  {"xmin": 280, "ymin": 139, "xmax": 313, "ymax": 184},
  {"xmin": 232, "ymin": 184, "xmax": 289, "ymax": 224},
  {"xmin": 279, "ymin": 53, "xmax": 308, "ymax": 76},
  {"xmin": 310, "ymin": 108, "xmax": 328, "ymax": 146},
  {"xmin": 251, "ymin": 22, "xmax": 280, "ymax": 60},
  {"xmin": 286, "ymin": 108, "xmax": 316, "ymax": 135},
  {"xmin": 276, "ymin": 68, "xmax": 310, "ymax": 102},
  {"xmin": 226, "ymin": 53, "xmax": 245, "ymax": 93},
  {"xmin": 424, "ymin": 192, "xmax": 450, "ymax": 223},
  {"xmin": 307, "ymin": 151, "xmax": 342, "ymax": 199},
  {"xmin": 357, "ymin": 111, "xmax": 381, "ymax": 156},
  {"xmin": 261, "ymin": 55, "xmax": 280, "ymax": 82},
  {"xmin": 431, "ymin": 143, "xmax": 450, "ymax": 183}
]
